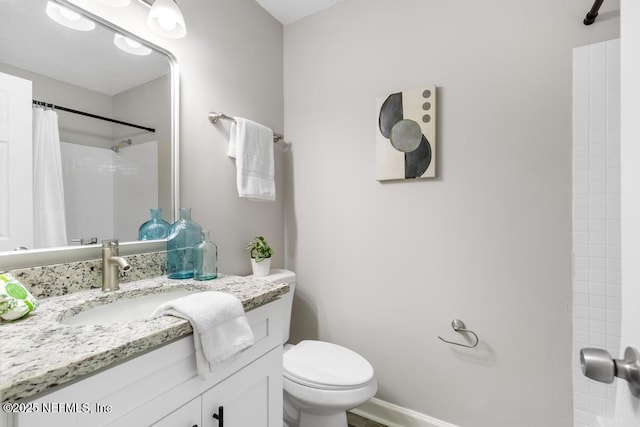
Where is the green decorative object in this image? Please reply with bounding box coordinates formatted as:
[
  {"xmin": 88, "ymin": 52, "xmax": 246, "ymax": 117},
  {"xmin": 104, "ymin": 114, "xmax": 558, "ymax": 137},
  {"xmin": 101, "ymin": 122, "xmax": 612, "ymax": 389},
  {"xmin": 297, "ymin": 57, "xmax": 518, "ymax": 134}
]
[
  {"xmin": 245, "ymin": 236, "xmax": 273, "ymax": 277},
  {"xmin": 245, "ymin": 236, "xmax": 273, "ymax": 263},
  {"xmin": 0, "ymin": 273, "xmax": 39, "ymax": 321}
]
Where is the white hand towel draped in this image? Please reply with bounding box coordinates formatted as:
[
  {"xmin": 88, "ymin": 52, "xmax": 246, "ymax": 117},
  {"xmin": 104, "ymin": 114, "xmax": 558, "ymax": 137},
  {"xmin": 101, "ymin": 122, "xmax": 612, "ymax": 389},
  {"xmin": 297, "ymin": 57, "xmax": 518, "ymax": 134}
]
[
  {"xmin": 32, "ymin": 107, "xmax": 68, "ymax": 248},
  {"xmin": 152, "ymin": 292, "xmax": 255, "ymax": 379},
  {"xmin": 227, "ymin": 118, "xmax": 276, "ymax": 201}
]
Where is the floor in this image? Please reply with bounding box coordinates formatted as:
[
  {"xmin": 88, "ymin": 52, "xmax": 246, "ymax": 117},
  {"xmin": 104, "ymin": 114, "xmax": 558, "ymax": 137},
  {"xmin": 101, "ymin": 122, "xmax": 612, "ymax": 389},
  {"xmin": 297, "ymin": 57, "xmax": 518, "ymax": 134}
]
[{"xmin": 347, "ymin": 412, "xmax": 387, "ymax": 427}]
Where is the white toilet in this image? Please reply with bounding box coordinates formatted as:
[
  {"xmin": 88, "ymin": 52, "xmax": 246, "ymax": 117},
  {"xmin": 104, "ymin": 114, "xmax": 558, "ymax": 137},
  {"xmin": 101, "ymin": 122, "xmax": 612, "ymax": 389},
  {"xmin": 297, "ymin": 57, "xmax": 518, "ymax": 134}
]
[{"xmin": 259, "ymin": 269, "xmax": 377, "ymax": 427}]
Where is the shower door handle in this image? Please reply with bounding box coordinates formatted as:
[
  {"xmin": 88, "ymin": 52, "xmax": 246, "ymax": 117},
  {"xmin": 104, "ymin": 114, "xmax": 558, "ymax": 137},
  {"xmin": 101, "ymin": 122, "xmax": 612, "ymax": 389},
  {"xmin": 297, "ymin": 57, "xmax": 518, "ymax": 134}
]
[{"xmin": 580, "ymin": 346, "xmax": 640, "ymax": 398}]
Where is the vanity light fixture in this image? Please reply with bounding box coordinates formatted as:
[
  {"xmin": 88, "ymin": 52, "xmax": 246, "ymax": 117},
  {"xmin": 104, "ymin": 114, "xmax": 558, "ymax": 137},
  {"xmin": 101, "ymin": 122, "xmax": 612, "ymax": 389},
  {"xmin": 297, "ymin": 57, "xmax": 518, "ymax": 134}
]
[
  {"xmin": 46, "ymin": 1, "xmax": 96, "ymax": 31},
  {"xmin": 113, "ymin": 34, "xmax": 152, "ymax": 55},
  {"xmin": 146, "ymin": 0, "xmax": 187, "ymax": 39},
  {"xmin": 96, "ymin": 0, "xmax": 187, "ymax": 39},
  {"xmin": 95, "ymin": 0, "xmax": 131, "ymax": 6}
]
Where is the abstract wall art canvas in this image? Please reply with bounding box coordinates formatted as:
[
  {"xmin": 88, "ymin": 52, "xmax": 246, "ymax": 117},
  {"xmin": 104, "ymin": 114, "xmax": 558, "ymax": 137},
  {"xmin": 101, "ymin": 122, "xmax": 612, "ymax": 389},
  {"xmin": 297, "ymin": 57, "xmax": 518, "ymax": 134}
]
[{"xmin": 376, "ymin": 87, "xmax": 436, "ymax": 181}]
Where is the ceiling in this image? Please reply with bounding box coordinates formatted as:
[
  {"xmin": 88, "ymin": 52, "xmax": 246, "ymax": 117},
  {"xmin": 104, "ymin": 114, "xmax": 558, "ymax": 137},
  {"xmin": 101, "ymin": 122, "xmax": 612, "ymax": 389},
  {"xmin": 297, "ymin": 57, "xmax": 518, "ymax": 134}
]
[
  {"xmin": 0, "ymin": 0, "xmax": 169, "ymax": 96},
  {"xmin": 256, "ymin": 0, "xmax": 342, "ymax": 25}
]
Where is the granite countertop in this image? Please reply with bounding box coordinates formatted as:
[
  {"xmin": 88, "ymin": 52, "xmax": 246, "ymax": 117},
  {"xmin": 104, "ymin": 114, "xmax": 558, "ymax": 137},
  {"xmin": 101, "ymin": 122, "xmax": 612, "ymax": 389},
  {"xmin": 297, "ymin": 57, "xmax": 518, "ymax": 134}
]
[{"xmin": 0, "ymin": 275, "xmax": 289, "ymax": 403}]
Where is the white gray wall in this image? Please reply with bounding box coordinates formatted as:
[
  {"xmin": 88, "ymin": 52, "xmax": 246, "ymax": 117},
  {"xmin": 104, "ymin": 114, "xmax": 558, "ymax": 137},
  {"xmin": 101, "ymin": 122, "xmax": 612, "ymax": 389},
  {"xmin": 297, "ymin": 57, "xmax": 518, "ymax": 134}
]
[
  {"xmin": 0, "ymin": 63, "xmax": 114, "ymax": 147},
  {"xmin": 172, "ymin": 0, "xmax": 285, "ymax": 273},
  {"xmin": 74, "ymin": 0, "xmax": 285, "ymax": 273},
  {"xmin": 283, "ymin": 1, "xmax": 619, "ymax": 426},
  {"xmin": 113, "ymin": 75, "xmax": 172, "ymax": 223}
]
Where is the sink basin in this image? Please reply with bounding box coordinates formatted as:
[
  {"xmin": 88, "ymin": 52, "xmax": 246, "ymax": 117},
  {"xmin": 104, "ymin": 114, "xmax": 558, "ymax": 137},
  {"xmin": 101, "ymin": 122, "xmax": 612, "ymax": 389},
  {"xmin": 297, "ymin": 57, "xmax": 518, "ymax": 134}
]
[{"xmin": 61, "ymin": 289, "xmax": 195, "ymax": 326}]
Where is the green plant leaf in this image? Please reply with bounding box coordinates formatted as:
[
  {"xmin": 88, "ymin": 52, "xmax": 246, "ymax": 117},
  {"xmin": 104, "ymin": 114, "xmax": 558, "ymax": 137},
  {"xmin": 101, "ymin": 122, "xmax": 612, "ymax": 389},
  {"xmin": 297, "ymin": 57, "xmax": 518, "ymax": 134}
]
[{"xmin": 245, "ymin": 235, "xmax": 273, "ymax": 260}]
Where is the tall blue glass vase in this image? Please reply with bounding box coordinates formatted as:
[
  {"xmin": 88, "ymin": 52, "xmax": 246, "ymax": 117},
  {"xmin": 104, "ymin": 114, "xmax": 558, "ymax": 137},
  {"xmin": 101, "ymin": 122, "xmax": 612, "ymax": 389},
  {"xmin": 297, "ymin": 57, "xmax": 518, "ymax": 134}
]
[
  {"xmin": 166, "ymin": 208, "xmax": 203, "ymax": 279},
  {"xmin": 138, "ymin": 208, "xmax": 170, "ymax": 240}
]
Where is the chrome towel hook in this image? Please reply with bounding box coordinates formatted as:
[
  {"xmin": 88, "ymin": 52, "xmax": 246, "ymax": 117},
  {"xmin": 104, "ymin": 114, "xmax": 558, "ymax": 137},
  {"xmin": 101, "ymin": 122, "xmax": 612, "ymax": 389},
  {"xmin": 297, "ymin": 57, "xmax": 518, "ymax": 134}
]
[{"xmin": 438, "ymin": 319, "xmax": 479, "ymax": 349}]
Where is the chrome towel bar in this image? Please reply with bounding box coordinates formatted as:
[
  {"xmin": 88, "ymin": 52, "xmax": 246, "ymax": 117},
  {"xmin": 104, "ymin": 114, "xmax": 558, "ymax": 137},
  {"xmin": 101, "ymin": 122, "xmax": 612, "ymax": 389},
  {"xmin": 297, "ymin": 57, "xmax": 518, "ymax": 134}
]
[
  {"xmin": 438, "ymin": 319, "xmax": 479, "ymax": 349},
  {"xmin": 208, "ymin": 112, "xmax": 284, "ymax": 143}
]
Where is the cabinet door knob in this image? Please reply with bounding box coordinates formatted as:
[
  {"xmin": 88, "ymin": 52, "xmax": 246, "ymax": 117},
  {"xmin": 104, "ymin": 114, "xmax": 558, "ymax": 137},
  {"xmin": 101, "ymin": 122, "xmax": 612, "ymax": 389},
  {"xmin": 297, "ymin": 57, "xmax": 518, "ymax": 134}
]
[{"xmin": 212, "ymin": 405, "xmax": 224, "ymax": 427}]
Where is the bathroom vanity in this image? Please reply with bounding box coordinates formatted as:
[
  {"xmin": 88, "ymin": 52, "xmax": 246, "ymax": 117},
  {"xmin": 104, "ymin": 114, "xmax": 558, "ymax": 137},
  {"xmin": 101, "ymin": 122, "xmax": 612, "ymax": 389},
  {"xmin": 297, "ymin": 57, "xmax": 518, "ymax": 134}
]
[{"xmin": 0, "ymin": 275, "xmax": 288, "ymax": 427}]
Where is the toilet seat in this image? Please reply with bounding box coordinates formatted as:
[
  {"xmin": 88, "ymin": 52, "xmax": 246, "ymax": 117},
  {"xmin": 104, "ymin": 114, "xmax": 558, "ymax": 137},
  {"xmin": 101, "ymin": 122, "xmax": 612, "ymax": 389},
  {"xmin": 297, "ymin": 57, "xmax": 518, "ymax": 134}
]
[{"xmin": 283, "ymin": 340, "xmax": 375, "ymax": 391}]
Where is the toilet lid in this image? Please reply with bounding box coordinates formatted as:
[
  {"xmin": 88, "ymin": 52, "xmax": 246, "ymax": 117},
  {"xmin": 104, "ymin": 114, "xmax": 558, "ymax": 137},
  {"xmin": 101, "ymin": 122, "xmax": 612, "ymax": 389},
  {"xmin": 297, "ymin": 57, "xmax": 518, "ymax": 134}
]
[{"xmin": 283, "ymin": 340, "xmax": 374, "ymax": 390}]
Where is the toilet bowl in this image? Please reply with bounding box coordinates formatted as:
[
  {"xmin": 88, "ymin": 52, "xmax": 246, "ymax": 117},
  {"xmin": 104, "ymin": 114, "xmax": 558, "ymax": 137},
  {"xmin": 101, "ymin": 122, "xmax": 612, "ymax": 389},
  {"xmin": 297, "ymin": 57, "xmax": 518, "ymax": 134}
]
[
  {"xmin": 257, "ymin": 270, "xmax": 377, "ymax": 427},
  {"xmin": 283, "ymin": 340, "xmax": 377, "ymax": 427}
]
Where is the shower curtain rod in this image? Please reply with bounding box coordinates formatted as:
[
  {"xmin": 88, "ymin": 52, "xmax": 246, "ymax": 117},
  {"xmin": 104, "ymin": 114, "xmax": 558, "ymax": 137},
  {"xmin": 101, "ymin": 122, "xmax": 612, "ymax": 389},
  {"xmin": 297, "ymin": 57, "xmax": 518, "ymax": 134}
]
[
  {"xmin": 32, "ymin": 100, "xmax": 156, "ymax": 133},
  {"xmin": 584, "ymin": 0, "xmax": 604, "ymax": 25}
]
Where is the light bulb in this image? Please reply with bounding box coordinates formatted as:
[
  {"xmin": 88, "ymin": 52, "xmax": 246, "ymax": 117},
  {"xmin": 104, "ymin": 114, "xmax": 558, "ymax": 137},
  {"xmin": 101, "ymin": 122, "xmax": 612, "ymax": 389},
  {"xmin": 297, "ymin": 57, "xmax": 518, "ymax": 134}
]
[
  {"xmin": 95, "ymin": 0, "xmax": 131, "ymax": 6},
  {"xmin": 124, "ymin": 38, "xmax": 141, "ymax": 49},
  {"xmin": 59, "ymin": 8, "xmax": 81, "ymax": 21},
  {"xmin": 46, "ymin": 2, "xmax": 95, "ymax": 31},
  {"xmin": 113, "ymin": 34, "xmax": 152, "ymax": 56},
  {"xmin": 158, "ymin": 15, "xmax": 177, "ymax": 31},
  {"xmin": 147, "ymin": 0, "xmax": 186, "ymax": 39}
]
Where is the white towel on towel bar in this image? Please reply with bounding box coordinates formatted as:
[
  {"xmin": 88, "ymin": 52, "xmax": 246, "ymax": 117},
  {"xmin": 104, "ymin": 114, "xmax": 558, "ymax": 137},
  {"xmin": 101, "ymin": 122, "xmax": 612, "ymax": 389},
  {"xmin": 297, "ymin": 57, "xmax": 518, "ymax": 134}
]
[
  {"xmin": 228, "ymin": 117, "xmax": 275, "ymax": 201},
  {"xmin": 152, "ymin": 292, "xmax": 255, "ymax": 379}
]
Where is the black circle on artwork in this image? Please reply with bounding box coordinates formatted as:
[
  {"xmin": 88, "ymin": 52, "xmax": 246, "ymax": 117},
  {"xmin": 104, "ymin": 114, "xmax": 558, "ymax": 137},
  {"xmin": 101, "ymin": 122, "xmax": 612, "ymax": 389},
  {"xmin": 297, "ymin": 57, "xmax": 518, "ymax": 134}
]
[
  {"xmin": 390, "ymin": 119, "xmax": 422, "ymax": 152},
  {"xmin": 379, "ymin": 92, "xmax": 403, "ymax": 139},
  {"xmin": 422, "ymin": 89, "xmax": 432, "ymax": 98},
  {"xmin": 422, "ymin": 114, "xmax": 431, "ymax": 123},
  {"xmin": 405, "ymin": 135, "xmax": 432, "ymax": 179}
]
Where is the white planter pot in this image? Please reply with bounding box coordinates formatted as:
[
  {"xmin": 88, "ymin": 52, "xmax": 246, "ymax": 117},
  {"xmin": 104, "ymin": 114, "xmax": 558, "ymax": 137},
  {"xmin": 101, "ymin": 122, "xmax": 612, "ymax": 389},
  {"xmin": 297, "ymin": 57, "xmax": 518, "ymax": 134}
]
[{"xmin": 251, "ymin": 258, "xmax": 271, "ymax": 277}]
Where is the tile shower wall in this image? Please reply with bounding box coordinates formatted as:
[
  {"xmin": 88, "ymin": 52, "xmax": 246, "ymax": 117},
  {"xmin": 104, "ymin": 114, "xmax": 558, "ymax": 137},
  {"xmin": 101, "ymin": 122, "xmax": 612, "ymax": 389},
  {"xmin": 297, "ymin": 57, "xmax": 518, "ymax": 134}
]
[
  {"xmin": 572, "ymin": 39, "xmax": 621, "ymax": 427},
  {"xmin": 61, "ymin": 141, "xmax": 159, "ymax": 244}
]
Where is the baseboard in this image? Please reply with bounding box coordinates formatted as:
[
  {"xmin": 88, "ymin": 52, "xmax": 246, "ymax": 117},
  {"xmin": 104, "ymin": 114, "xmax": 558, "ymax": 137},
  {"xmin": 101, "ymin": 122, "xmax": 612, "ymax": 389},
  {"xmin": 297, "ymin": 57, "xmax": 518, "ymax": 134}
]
[{"xmin": 351, "ymin": 397, "xmax": 460, "ymax": 427}]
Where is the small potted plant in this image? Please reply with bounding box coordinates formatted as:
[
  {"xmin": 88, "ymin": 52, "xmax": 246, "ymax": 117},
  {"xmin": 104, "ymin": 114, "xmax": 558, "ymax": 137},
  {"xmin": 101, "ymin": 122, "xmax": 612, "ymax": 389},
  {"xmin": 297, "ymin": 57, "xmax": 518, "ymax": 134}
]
[{"xmin": 245, "ymin": 236, "xmax": 273, "ymax": 277}]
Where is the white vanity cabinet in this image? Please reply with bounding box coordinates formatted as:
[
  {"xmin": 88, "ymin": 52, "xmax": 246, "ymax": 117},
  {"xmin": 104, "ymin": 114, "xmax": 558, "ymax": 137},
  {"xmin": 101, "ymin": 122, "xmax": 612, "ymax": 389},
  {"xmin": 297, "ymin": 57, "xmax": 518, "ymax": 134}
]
[
  {"xmin": 10, "ymin": 297, "xmax": 285, "ymax": 427},
  {"xmin": 200, "ymin": 347, "xmax": 282, "ymax": 427},
  {"xmin": 152, "ymin": 397, "xmax": 200, "ymax": 427},
  {"xmin": 150, "ymin": 348, "xmax": 282, "ymax": 427}
]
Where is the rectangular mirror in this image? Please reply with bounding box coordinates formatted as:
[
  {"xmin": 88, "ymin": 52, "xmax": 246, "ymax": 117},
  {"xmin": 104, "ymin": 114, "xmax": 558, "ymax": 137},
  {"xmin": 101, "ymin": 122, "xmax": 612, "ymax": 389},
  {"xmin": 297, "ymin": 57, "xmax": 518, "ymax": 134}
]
[{"xmin": 0, "ymin": 0, "xmax": 179, "ymax": 267}]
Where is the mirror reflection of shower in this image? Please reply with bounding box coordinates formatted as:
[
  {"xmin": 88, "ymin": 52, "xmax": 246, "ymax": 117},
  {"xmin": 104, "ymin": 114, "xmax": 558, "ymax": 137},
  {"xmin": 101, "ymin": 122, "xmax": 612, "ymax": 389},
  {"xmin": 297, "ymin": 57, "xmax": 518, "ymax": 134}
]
[
  {"xmin": 111, "ymin": 139, "xmax": 133, "ymax": 153},
  {"xmin": 61, "ymin": 139, "xmax": 160, "ymax": 244}
]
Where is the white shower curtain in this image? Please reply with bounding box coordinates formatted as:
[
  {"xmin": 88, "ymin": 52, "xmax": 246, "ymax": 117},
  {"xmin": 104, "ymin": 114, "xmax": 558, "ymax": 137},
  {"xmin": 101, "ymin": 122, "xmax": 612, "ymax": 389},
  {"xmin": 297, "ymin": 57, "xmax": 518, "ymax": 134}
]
[{"xmin": 33, "ymin": 106, "xmax": 68, "ymax": 248}]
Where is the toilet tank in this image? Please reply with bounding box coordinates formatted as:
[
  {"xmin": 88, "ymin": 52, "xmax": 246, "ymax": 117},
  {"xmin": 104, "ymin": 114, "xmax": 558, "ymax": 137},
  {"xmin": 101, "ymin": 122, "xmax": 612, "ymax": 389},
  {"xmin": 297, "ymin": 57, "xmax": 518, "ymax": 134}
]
[{"xmin": 251, "ymin": 269, "xmax": 296, "ymax": 344}]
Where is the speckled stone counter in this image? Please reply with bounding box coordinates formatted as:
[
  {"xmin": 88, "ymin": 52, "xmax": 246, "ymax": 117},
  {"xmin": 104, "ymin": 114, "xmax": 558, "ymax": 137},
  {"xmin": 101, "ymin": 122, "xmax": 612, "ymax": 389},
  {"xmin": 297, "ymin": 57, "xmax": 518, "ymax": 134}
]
[
  {"xmin": 9, "ymin": 251, "xmax": 167, "ymax": 299},
  {"xmin": 0, "ymin": 275, "xmax": 289, "ymax": 403}
]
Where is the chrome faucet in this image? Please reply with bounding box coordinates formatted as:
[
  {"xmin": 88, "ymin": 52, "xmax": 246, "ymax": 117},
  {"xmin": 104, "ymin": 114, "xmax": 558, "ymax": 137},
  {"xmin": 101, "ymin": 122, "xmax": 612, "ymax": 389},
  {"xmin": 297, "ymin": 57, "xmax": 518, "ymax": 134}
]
[{"xmin": 101, "ymin": 239, "xmax": 131, "ymax": 292}]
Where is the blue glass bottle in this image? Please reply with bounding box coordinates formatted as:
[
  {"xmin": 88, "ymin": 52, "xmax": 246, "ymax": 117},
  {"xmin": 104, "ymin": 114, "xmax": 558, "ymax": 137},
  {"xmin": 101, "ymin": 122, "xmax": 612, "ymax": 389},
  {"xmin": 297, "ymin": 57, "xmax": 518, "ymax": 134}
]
[
  {"xmin": 138, "ymin": 208, "xmax": 170, "ymax": 240},
  {"xmin": 166, "ymin": 208, "xmax": 203, "ymax": 279},
  {"xmin": 194, "ymin": 230, "xmax": 217, "ymax": 281}
]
